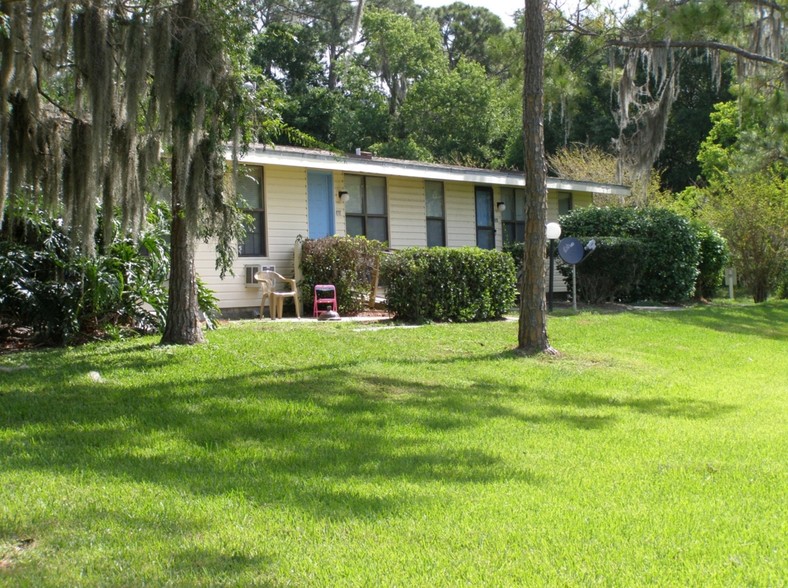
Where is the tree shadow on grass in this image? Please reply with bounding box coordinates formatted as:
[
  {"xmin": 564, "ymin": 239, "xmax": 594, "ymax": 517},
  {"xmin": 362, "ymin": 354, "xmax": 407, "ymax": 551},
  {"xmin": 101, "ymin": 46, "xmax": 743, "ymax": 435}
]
[
  {"xmin": 0, "ymin": 321, "xmax": 752, "ymax": 584},
  {"xmin": 645, "ymin": 302, "xmax": 787, "ymax": 341},
  {"xmin": 166, "ymin": 546, "xmax": 272, "ymax": 584},
  {"xmin": 0, "ymin": 359, "xmax": 539, "ymax": 519},
  {"xmin": 0, "ymin": 334, "xmax": 745, "ymax": 584},
  {"xmin": 41, "ymin": 503, "xmax": 277, "ymax": 584},
  {"xmin": 379, "ymin": 349, "xmax": 739, "ymax": 423},
  {"xmin": 355, "ymin": 373, "xmax": 627, "ymax": 433},
  {"xmin": 540, "ymin": 390, "xmax": 737, "ymax": 420}
]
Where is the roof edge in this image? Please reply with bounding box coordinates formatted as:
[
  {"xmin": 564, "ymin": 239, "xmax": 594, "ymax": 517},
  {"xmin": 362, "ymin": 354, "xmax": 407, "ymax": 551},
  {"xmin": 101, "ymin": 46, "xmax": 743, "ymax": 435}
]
[{"xmin": 231, "ymin": 144, "xmax": 631, "ymax": 196}]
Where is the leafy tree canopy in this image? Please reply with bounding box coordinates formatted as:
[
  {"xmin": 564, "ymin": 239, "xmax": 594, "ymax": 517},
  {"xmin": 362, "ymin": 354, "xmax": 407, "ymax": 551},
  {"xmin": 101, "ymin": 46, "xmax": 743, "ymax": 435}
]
[
  {"xmin": 429, "ymin": 2, "xmax": 506, "ymax": 73},
  {"xmin": 399, "ymin": 59, "xmax": 506, "ymax": 166}
]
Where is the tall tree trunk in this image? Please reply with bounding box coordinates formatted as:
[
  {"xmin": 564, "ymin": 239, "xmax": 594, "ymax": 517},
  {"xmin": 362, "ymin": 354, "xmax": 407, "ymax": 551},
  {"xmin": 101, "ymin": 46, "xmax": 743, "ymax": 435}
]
[
  {"xmin": 160, "ymin": 0, "xmax": 205, "ymax": 345},
  {"xmin": 0, "ymin": 0, "xmax": 14, "ymax": 231},
  {"xmin": 161, "ymin": 154, "xmax": 205, "ymax": 345},
  {"xmin": 517, "ymin": 0, "xmax": 557, "ymax": 356},
  {"xmin": 327, "ymin": 44, "xmax": 338, "ymax": 91}
]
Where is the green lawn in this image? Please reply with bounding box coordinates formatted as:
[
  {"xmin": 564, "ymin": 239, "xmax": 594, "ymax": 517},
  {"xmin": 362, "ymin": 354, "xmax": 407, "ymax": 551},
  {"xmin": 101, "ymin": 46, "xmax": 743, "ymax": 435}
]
[{"xmin": 1, "ymin": 302, "xmax": 786, "ymax": 586}]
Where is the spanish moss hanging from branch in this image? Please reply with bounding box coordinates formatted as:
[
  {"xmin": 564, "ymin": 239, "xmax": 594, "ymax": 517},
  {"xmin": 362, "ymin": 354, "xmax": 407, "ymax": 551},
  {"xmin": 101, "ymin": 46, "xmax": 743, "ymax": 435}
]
[
  {"xmin": 606, "ymin": 0, "xmax": 786, "ymax": 202},
  {"xmin": 1, "ymin": 0, "xmax": 264, "ymax": 344},
  {"xmin": 613, "ymin": 47, "xmax": 681, "ymax": 205}
]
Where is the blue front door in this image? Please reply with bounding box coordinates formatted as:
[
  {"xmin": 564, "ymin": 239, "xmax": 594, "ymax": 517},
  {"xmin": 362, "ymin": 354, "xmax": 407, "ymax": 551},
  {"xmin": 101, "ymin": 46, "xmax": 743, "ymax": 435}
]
[{"xmin": 308, "ymin": 171, "xmax": 334, "ymax": 238}]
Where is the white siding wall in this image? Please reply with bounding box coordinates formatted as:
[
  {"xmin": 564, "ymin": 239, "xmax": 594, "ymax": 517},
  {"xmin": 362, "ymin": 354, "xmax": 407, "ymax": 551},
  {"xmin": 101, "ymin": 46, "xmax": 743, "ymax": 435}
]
[
  {"xmin": 493, "ymin": 186, "xmax": 504, "ymax": 250},
  {"xmin": 333, "ymin": 171, "xmax": 346, "ymax": 236},
  {"xmin": 196, "ymin": 170, "xmax": 598, "ymax": 309},
  {"xmin": 266, "ymin": 165, "xmax": 308, "ymax": 272},
  {"xmin": 573, "ymin": 192, "xmax": 593, "ymax": 210},
  {"xmin": 445, "ymin": 182, "xmax": 476, "ymax": 247},
  {"xmin": 547, "ymin": 190, "xmax": 559, "ymax": 223},
  {"xmin": 388, "ymin": 176, "xmax": 426, "ymax": 248},
  {"xmin": 195, "ymin": 165, "xmax": 308, "ymax": 310}
]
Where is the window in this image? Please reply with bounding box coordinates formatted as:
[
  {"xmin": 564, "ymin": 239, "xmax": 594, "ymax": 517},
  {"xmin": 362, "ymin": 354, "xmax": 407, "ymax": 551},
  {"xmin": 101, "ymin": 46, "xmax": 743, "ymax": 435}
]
[
  {"xmin": 500, "ymin": 187, "xmax": 525, "ymax": 244},
  {"xmin": 345, "ymin": 175, "xmax": 388, "ymax": 243},
  {"xmin": 558, "ymin": 192, "xmax": 573, "ymax": 217},
  {"xmin": 425, "ymin": 181, "xmax": 446, "ymax": 247},
  {"xmin": 475, "ymin": 186, "xmax": 495, "ymax": 249},
  {"xmin": 238, "ymin": 166, "xmax": 266, "ymax": 257}
]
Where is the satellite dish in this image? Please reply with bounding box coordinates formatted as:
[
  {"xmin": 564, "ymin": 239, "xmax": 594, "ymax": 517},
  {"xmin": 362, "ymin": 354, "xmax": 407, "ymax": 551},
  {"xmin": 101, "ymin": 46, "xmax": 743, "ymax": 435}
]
[{"xmin": 558, "ymin": 237, "xmax": 584, "ymax": 265}]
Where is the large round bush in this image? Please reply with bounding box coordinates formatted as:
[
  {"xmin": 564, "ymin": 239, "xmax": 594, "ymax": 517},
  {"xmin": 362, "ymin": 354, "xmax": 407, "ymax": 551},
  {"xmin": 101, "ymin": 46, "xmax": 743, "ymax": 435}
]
[{"xmin": 559, "ymin": 207, "xmax": 700, "ymax": 302}]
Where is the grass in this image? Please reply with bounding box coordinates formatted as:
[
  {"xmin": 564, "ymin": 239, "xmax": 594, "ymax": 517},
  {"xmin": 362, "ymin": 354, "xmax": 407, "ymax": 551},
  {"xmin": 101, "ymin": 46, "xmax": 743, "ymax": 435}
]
[{"xmin": 0, "ymin": 301, "xmax": 786, "ymax": 586}]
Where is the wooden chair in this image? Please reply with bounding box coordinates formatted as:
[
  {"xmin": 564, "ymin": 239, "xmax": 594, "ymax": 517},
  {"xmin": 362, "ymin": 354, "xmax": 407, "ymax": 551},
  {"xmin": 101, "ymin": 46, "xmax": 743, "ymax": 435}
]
[{"xmin": 255, "ymin": 271, "xmax": 301, "ymax": 319}]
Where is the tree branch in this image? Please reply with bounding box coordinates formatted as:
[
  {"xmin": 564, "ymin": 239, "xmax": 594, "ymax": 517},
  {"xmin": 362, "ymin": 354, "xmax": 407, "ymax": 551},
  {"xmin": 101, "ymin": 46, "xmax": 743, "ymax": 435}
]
[
  {"xmin": 664, "ymin": 0, "xmax": 785, "ymax": 17},
  {"xmin": 608, "ymin": 38, "xmax": 787, "ymax": 69},
  {"xmin": 33, "ymin": 63, "xmax": 77, "ymax": 120}
]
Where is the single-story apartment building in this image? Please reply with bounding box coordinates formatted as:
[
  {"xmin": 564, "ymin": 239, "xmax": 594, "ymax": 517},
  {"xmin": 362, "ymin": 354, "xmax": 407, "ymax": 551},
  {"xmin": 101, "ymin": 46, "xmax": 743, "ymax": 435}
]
[{"xmin": 196, "ymin": 145, "xmax": 630, "ymax": 315}]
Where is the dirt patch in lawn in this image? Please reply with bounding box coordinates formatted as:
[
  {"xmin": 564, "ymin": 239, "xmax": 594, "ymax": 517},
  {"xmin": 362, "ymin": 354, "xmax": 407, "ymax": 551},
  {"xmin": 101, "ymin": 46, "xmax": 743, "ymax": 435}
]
[{"xmin": 0, "ymin": 538, "xmax": 35, "ymax": 570}]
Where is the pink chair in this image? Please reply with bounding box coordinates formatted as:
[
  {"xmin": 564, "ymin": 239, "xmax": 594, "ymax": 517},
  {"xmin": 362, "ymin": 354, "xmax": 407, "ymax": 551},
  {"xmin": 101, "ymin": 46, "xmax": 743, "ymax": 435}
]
[{"xmin": 313, "ymin": 284, "xmax": 338, "ymax": 317}]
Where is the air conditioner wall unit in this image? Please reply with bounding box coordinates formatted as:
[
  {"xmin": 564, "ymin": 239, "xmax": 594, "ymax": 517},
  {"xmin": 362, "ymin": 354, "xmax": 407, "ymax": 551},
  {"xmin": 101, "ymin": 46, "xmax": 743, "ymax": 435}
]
[
  {"xmin": 244, "ymin": 264, "xmax": 276, "ymax": 288},
  {"xmin": 244, "ymin": 265, "xmax": 261, "ymax": 287}
]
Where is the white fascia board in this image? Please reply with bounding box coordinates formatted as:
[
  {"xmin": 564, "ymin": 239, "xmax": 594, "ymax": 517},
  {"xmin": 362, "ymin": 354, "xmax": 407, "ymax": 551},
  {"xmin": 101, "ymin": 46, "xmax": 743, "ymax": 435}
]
[
  {"xmin": 233, "ymin": 145, "xmax": 630, "ymax": 196},
  {"xmin": 236, "ymin": 146, "xmax": 520, "ymax": 184},
  {"xmin": 547, "ymin": 178, "xmax": 631, "ymax": 196}
]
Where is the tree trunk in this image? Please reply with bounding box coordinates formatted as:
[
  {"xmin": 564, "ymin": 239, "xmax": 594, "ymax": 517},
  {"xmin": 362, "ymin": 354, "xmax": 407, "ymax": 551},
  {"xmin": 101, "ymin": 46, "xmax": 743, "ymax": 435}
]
[
  {"xmin": 517, "ymin": 0, "xmax": 557, "ymax": 356},
  {"xmin": 752, "ymin": 279, "xmax": 769, "ymax": 303},
  {"xmin": 0, "ymin": 2, "xmax": 13, "ymax": 232},
  {"xmin": 161, "ymin": 155, "xmax": 205, "ymax": 345},
  {"xmin": 160, "ymin": 1, "xmax": 204, "ymax": 346}
]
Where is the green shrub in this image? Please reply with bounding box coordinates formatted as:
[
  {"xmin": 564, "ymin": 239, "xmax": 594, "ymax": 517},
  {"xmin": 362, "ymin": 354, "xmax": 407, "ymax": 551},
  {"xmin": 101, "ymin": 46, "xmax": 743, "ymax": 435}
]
[
  {"xmin": 559, "ymin": 207, "xmax": 701, "ymax": 302},
  {"xmin": 557, "ymin": 237, "xmax": 645, "ymax": 304},
  {"xmin": 702, "ymin": 172, "xmax": 787, "ymax": 303},
  {"xmin": 502, "ymin": 242, "xmax": 525, "ymax": 285},
  {"xmin": 503, "ymin": 241, "xmax": 557, "ymax": 296},
  {"xmin": 196, "ymin": 276, "xmax": 221, "ymax": 330},
  {"xmin": 775, "ymin": 261, "xmax": 788, "ymax": 300},
  {"xmin": 692, "ymin": 220, "xmax": 729, "ymax": 299},
  {"xmin": 0, "ymin": 223, "xmax": 81, "ymax": 344},
  {"xmin": 381, "ymin": 247, "xmax": 516, "ymax": 322},
  {"xmin": 299, "ymin": 235, "xmax": 385, "ymax": 314},
  {"xmin": 0, "ymin": 202, "xmax": 217, "ymax": 345}
]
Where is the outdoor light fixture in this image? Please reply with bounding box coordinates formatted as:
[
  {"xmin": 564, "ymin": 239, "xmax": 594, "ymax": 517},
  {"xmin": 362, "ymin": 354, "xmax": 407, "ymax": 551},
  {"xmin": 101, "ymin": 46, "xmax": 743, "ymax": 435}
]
[
  {"xmin": 545, "ymin": 222, "xmax": 562, "ymax": 312},
  {"xmin": 496, "ymin": 201, "xmax": 506, "ymax": 212},
  {"xmin": 337, "ymin": 190, "xmax": 350, "ymax": 203},
  {"xmin": 545, "ymin": 222, "xmax": 561, "ymax": 241}
]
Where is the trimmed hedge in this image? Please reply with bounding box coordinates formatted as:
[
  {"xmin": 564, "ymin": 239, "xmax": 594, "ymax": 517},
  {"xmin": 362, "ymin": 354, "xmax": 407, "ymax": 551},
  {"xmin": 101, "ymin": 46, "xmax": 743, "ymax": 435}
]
[
  {"xmin": 559, "ymin": 207, "xmax": 700, "ymax": 302},
  {"xmin": 299, "ymin": 235, "xmax": 385, "ymax": 314},
  {"xmin": 381, "ymin": 247, "xmax": 516, "ymax": 322},
  {"xmin": 557, "ymin": 237, "xmax": 646, "ymax": 303}
]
